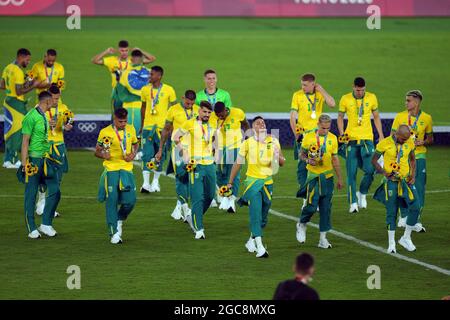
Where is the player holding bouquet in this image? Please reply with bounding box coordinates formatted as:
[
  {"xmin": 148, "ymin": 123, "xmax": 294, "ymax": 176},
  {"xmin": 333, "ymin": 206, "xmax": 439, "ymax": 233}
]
[
  {"xmin": 372, "ymin": 125, "xmax": 421, "ymax": 253},
  {"xmin": 227, "ymin": 116, "xmax": 285, "ymax": 258},
  {"xmin": 35, "ymin": 85, "xmax": 74, "ymax": 217},
  {"xmin": 95, "ymin": 108, "xmax": 139, "ymax": 244},
  {"xmin": 296, "ymin": 114, "xmax": 343, "ymax": 249}
]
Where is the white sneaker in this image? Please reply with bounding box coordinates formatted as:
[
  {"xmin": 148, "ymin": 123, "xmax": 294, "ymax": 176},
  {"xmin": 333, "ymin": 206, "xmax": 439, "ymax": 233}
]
[
  {"xmin": 28, "ymin": 230, "xmax": 41, "ymax": 239},
  {"xmin": 397, "ymin": 216, "xmax": 407, "ymax": 228},
  {"xmin": 387, "ymin": 242, "xmax": 397, "ymax": 254},
  {"xmin": 399, "ymin": 236, "xmax": 416, "ymax": 252},
  {"xmin": 219, "ymin": 196, "xmax": 230, "ymax": 211},
  {"xmin": 296, "ymin": 222, "xmax": 306, "ymax": 244},
  {"xmin": 245, "ymin": 237, "xmax": 257, "ymax": 253},
  {"xmin": 195, "ymin": 229, "xmax": 206, "ymax": 240},
  {"xmin": 181, "ymin": 203, "xmax": 191, "ymax": 221},
  {"xmin": 210, "ymin": 199, "xmax": 218, "ymax": 208},
  {"xmin": 217, "ymin": 194, "xmax": 223, "ymax": 205},
  {"xmin": 349, "ymin": 203, "xmax": 359, "ymax": 214},
  {"xmin": 38, "ymin": 224, "xmax": 57, "ymax": 237},
  {"xmin": 256, "ymin": 245, "xmax": 269, "ymax": 258},
  {"xmin": 185, "ymin": 214, "xmax": 196, "ymax": 233},
  {"xmin": 14, "ymin": 160, "xmax": 21, "ymax": 168},
  {"xmin": 318, "ymin": 238, "xmax": 332, "ymax": 249},
  {"xmin": 36, "ymin": 199, "xmax": 45, "ymax": 216},
  {"xmin": 140, "ymin": 184, "xmax": 151, "ymax": 193},
  {"xmin": 2, "ymin": 161, "xmax": 12, "ymax": 168},
  {"xmin": 54, "ymin": 211, "xmax": 60, "ymax": 218},
  {"xmin": 356, "ymin": 192, "xmax": 367, "ymax": 209},
  {"xmin": 413, "ymin": 223, "xmax": 426, "ymax": 233},
  {"xmin": 150, "ymin": 180, "xmax": 160, "ymax": 192},
  {"xmin": 171, "ymin": 203, "xmax": 183, "ymax": 220},
  {"xmin": 110, "ymin": 232, "xmax": 122, "ymax": 244},
  {"xmin": 117, "ymin": 220, "xmax": 123, "ymax": 237}
]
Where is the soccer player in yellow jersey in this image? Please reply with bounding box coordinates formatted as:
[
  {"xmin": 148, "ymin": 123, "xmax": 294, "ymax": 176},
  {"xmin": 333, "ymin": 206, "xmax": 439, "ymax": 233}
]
[
  {"xmin": 113, "ymin": 50, "xmax": 150, "ymax": 138},
  {"xmin": 296, "ymin": 114, "xmax": 343, "ymax": 249},
  {"xmin": 227, "ymin": 116, "xmax": 285, "ymax": 258},
  {"xmin": 155, "ymin": 90, "xmax": 199, "ymax": 221},
  {"xmin": 95, "ymin": 108, "xmax": 139, "ymax": 244},
  {"xmin": 173, "ymin": 101, "xmax": 215, "ymax": 240},
  {"xmin": 35, "ymin": 85, "xmax": 73, "ymax": 218},
  {"xmin": 210, "ymin": 101, "xmax": 249, "ymax": 213},
  {"xmin": 1, "ymin": 48, "xmax": 40, "ymax": 169},
  {"xmin": 91, "ymin": 40, "xmax": 156, "ymax": 110},
  {"xmin": 140, "ymin": 66, "xmax": 177, "ymax": 193},
  {"xmin": 31, "ymin": 49, "xmax": 65, "ymax": 98},
  {"xmin": 392, "ymin": 90, "xmax": 433, "ymax": 232},
  {"xmin": 337, "ymin": 77, "xmax": 384, "ymax": 213},
  {"xmin": 372, "ymin": 125, "xmax": 421, "ymax": 253},
  {"xmin": 290, "ymin": 73, "xmax": 336, "ymax": 209}
]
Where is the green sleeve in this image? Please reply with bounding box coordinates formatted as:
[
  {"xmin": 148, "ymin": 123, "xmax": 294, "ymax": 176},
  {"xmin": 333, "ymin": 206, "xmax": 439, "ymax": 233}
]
[{"xmin": 21, "ymin": 115, "xmax": 34, "ymax": 135}]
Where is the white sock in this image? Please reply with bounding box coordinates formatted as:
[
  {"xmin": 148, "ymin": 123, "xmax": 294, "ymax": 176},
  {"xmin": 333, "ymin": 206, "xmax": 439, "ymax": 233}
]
[
  {"xmin": 176, "ymin": 200, "xmax": 181, "ymax": 207},
  {"xmin": 254, "ymin": 236, "xmax": 264, "ymax": 249},
  {"xmin": 38, "ymin": 191, "xmax": 45, "ymax": 202},
  {"xmin": 143, "ymin": 171, "xmax": 150, "ymax": 185},
  {"xmin": 153, "ymin": 171, "xmax": 161, "ymax": 182},
  {"xmin": 320, "ymin": 232, "xmax": 327, "ymax": 242},
  {"xmin": 388, "ymin": 230, "xmax": 395, "ymax": 243},
  {"xmin": 404, "ymin": 225, "xmax": 413, "ymax": 239},
  {"xmin": 361, "ymin": 194, "xmax": 366, "ymax": 200}
]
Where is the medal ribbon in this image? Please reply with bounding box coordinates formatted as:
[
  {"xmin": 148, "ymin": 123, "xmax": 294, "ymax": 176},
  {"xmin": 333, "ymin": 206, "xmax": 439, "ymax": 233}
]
[
  {"xmin": 118, "ymin": 59, "xmax": 128, "ymax": 71},
  {"xmin": 182, "ymin": 103, "xmax": 194, "ymax": 120},
  {"xmin": 36, "ymin": 106, "xmax": 48, "ymax": 137},
  {"xmin": 114, "ymin": 126, "xmax": 127, "ymax": 156},
  {"xmin": 199, "ymin": 120, "xmax": 211, "ymax": 144},
  {"xmin": 306, "ymin": 93, "xmax": 317, "ymax": 114},
  {"xmin": 205, "ymin": 88, "xmax": 217, "ymax": 106},
  {"xmin": 315, "ymin": 130, "xmax": 328, "ymax": 160},
  {"xmin": 150, "ymin": 83, "xmax": 163, "ymax": 113},
  {"xmin": 356, "ymin": 97, "xmax": 364, "ymax": 121},
  {"xmin": 408, "ymin": 110, "xmax": 422, "ymax": 130},
  {"xmin": 44, "ymin": 63, "xmax": 54, "ymax": 83}
]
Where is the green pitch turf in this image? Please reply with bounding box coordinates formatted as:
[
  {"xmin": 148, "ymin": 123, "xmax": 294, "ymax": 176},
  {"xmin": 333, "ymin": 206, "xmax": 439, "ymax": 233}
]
[
  {"xmin": 0, "ymin": 17, "xmax": 450, "ymax": 124},
  {"xmin": 0, "ymin": 147, "xmax": 449, "ymax": 299}
]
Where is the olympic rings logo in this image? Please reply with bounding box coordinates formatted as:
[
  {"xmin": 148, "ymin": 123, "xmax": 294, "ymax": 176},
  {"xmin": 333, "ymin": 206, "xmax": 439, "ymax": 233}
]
[
  {"xmin": 0, "ymin": 0, "xmax": 26, "ymax": 6},
  {"xmin": 77, "ymin": 122, "xmax": 97, "ymax": 133}
]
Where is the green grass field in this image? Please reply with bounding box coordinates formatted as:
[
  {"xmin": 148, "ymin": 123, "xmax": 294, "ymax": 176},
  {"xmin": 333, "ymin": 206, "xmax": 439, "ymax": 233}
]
[
  {"xmin": 0, "ymin": 147, "xmax": 449, "ymax": 300},
  {"xmin": 1, "ymin": 17, "xmax": 450, "ymax": 124}
]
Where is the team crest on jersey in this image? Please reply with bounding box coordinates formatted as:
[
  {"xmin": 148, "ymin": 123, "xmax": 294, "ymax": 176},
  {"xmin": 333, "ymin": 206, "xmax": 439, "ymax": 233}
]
[
  {"xmin": 195, "ymin": 172, "xmax": 199, "ymax": 179},
  {"xmin": 328, "ymin": 140, "xmax": 332, "ymax": 145}
]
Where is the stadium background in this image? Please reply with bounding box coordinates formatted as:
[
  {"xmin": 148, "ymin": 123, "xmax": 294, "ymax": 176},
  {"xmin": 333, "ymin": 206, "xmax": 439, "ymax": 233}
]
[{"xmin": 0, "ymin": 0, "xmax": 449, "ymax": 300}]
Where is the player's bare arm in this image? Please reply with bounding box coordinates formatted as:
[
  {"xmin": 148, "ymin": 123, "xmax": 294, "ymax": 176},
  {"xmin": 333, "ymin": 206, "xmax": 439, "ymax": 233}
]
[
  {"xmin": 372, "ymin": 110, "xmax": 384, "ymax": 140},
  {"xmin": 332, "ymin": 154, "xmax": 344, "ymax": 190},
  {"xmin": 315, "ymin": 83, "xmax": 336, "ymax": 107},
  {"xmin": 91, "ymin": 47, "xmax": 115, "ymax": 65}
]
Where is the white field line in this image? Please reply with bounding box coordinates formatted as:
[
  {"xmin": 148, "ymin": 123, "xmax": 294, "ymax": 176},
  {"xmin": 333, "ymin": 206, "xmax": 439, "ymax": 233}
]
[{"xmin": 268, "ymin": 209, "xmax": 450, "ymax": 276}]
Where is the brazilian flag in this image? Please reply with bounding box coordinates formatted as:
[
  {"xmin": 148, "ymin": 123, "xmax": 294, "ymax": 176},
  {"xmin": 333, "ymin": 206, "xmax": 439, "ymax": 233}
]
[{"xmin": 3, "ymin": 96, "xmax": 27, "ymax": 164}]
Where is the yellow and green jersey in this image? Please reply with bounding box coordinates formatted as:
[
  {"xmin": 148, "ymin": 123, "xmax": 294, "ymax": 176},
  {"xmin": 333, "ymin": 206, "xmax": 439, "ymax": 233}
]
[
  {"xmin": 291, "ymin": 90, "xmax": 325, "ymax": 133},
  {"xmin": 141, "ymin": 83, "xmax": 176, "ymax": 129},
  {"xmin": 391, "ymin": 110, "xmax": 433, "ymax": 158},
  {"xmin": 210, "ymin": 107, "xmax": 246, "ymax": 149},
  {"xmin": 45, "ymin": 103, "xmax": 70, "ymax": 144},
  {"xmin": 375, "ymin": 135, "xmax": 415, "ymax": 179},
  {"xmin": 339, "ymin": 91, "xmax": 378, "ymax": 141},
  {"xmin": 31, "ymin": 61, "xmax": 65, "ymax": 95},
  {"xmin": 2, "ymin": 63, "xmax": 25, "ymax": 101},
  {"xmin": 180, "ymin": 118, "xmax": 214, "ymax": 165},
  {"xmin": 166, "ymin": 103, "xmax": 199, "ymax": 140},
  {"xmin": 301, "ymin": 131, "xmax": 338, "ymax": 177},
  {"xmin": 97, "ymin": 124, "xmax": 138, "ymax": 172},
  {"xmin": 103, "ymin": 56, "xmax": 132, "ymax": 88},
  {"xmin": 239, "ymin": 135, "xmax": 281, "ymax": 181}
]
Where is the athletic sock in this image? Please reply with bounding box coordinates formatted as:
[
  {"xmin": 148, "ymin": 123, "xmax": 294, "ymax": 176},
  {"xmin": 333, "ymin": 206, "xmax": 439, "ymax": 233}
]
[
  {"xmin": 404, "ymin": 225, "xmax": 413, "ymax": 239},
  {"xmin": 254, "ymin": 236, "xmax": 264, "ymax": 249},
  {"xmin": 388, "ymin": 230, "xmax": 395, "ymax": 243},
  {"xmin": 38, "ymin": 191, "xmax": 45, "ymax": 202},
  {"xmin": 143, "ymin": 171, "xmax": 150, "ymax": 185},
  {"xmin": 153, "ymin": 171, "xmax": 161, "ymax": 182},
  {"xmin": 320, "ymin": 232, "xmax": 327, "ymax": 242}
]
